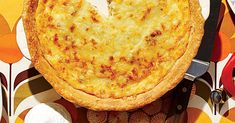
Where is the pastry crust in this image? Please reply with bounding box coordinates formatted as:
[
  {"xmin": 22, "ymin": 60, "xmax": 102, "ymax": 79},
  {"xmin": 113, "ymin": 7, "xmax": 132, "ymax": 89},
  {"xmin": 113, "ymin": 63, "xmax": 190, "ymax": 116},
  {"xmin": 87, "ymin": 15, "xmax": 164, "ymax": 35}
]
[{"xmin": 22, "ymin": 0, "xmax": 204, "ymax": 110}]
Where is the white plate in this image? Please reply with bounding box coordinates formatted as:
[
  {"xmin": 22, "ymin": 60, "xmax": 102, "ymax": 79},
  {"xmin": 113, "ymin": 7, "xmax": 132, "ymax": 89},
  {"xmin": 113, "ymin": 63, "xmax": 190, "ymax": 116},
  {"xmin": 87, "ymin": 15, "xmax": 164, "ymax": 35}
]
[
  {"xmin": 227, "ymin": 0, "xmax": 235, "ymax": 14},
  {"xmin": 16, "ymin": 0, "xmax": 210, "ymax": 60},
  {"xmin": 199, "ymin": 0, "xmax": 210, "ymax": 20}
]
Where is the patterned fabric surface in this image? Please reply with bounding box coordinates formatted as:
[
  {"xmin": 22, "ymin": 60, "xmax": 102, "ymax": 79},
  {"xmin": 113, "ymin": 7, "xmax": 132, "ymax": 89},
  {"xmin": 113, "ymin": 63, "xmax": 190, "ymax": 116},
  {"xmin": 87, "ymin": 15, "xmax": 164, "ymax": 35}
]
[{"xmin": 0, "ymin": 0, "xmax": 234, "ymax": 122}]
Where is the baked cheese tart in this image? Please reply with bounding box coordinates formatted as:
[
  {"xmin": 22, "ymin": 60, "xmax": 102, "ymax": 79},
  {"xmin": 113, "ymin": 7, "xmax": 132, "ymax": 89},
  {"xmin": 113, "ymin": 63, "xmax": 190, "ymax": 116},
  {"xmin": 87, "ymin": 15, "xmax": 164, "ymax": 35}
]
[{"xmin": 22, "ymin": 0, "xmax": 204, "ymax": 110}]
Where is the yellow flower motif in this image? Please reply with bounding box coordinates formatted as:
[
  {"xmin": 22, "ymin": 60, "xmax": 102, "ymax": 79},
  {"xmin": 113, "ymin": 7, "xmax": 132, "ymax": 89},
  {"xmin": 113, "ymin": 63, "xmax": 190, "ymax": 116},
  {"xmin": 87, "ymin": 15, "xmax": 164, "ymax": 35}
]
[{"xmin": 0, "ymin": 0, "xmax": 24, "ymax": 30}]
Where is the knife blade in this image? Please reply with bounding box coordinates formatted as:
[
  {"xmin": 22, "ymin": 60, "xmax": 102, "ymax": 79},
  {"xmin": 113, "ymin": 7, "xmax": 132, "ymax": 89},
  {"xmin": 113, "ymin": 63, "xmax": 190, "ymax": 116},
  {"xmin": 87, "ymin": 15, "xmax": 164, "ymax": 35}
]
[{"xmin": 167, "ymin": 0, "xmax": 222, "ymax": 122}]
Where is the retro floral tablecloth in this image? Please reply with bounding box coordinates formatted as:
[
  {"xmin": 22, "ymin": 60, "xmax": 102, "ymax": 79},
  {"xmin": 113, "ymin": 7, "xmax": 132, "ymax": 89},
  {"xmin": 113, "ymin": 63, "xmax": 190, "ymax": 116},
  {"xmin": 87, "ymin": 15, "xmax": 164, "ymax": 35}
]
[{"xmin": 0, "ymin": 0, "xmax": 234, "ymax": 123}]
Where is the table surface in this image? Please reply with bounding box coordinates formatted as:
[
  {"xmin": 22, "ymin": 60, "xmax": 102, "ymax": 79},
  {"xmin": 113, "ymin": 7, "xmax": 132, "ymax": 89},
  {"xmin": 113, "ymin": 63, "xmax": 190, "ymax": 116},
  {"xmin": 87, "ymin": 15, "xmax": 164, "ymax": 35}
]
[{"xmin": 0, "ymin": 0, "xmax": 234, "ymax": 122}]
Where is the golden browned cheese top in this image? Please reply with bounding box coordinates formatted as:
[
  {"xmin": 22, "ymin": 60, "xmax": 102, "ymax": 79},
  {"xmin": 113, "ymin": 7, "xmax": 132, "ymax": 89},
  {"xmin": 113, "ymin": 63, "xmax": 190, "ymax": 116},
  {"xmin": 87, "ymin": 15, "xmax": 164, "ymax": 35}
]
[{"xmin": 35, "ymin": 0, "xmax": 191, "ymax": 98}]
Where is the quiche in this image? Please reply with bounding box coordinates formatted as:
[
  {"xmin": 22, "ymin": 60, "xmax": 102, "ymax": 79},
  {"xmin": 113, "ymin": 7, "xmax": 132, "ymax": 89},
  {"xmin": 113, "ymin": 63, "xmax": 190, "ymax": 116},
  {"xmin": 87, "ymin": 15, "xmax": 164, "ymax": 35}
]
[{"xmin": 22, "ymin": 0, "xmax": 204, "ymax": 110}]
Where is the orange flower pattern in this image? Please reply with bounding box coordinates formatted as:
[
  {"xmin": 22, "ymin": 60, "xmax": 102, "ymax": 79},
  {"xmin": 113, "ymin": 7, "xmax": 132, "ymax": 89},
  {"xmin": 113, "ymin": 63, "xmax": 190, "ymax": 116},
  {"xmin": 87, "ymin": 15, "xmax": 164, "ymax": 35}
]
[{"xmin": 0, "ymin": 0, "xmax": 234, "ymax": 123}]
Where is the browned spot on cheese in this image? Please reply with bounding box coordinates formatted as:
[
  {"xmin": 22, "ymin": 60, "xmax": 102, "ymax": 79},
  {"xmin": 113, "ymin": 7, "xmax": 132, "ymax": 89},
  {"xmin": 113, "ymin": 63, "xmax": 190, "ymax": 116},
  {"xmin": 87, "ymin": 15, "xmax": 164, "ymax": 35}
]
[
  {"xmin": 118, "ymin": 82, "xmax": 127, "ymax": 88},
  {"xmin": 100, "ymin": 65, "xmax": 111, "ymax": 73},
  {"xmin": 132, "ymin": 68, "xmax": 138, "ymax": 75},
  {"xmin": 100, "ymin": 65, "xmax": 117, "ymax": 80},
  {"xmin": 85, "ymin": 28, "xmax": 90, "ymax": 31},
  {"xmin": 145, "ymin": 36, "xmax": 156, "ymax": 46},
  {"xmin": 125, "ymin": 58, "xmax": 155, "ymax": 82},
  {"xmin": 76, "ymin": 0, "xmax": 82, "ymax": 8},
  {"xmin": 90, "ymin": 9, "xmax": 99, "ymax": 23},
  {"xmin": 82, "ymin": 39, "xmax": 88, "ymax": 45},
  {"xmin": 64, "ymin": 35, "xmax": 69, "ymax": 41},
  {"xmin": 49, "ymin": 4, "xmax": 54, "ymax": 9},
  {"xmin": 145, "ymin": 30, "xmax": 162, "ymax": 46},
  {"xmin": 127, "ymin": 75, "xmax": 135, "ymax": 81},
  {"xmin": 91, "ymin": 57, "xmax": 95, "ymax": 64},
  {"xmin": 174, "ymin": 22, "xmax": 181, "ymax": 29},
  {"xmin": 128, "ymin": 68, "xmax": 139, "ymax": 81},
  {"xmin": 48, "ymin": 16, "xmax": 53, "ymax": 21},
  {"xmin": 70, "ymin": 24, "xmax": 76, "ymax": 32},
  {"xmin": 110, "ymin": 73, "xmax": 117, "ymax": 80},
  {"xmin": 80, "ymin": 61, "xmax": 87, "ymax": 69},
  {"xmin": 159, "ymin": 1, "xmax": 167, "ymax": 12},
  {"xmin": 142, "ymin": 59, "xmax": 150, "ymax": 67},
  {"xmin": 141, "ymin": 8, "xmax": 151, "ymax": 21},
  {"xmin": 71, "ymin": 11, "xmax": 77, "ymax": 16},
  {"xmin": 29, "ymin": 2, "xmax": 37, "ymax": 13},
  {"xmin": 91, "ymin": 39, "xmax": 97, "ymax": 46},
  {"xmin": 120, "ymin": 57, "xmax": 127, "ymax": 62},
  {"xmin": 116, "ymin": 15, "xmax": 122, "ymax": 20},
  {"xmin": 62, "ymin": 1, "xmax": 68, "ymax": 6},
  {"xmin": 64, "ymin": 46, "xmax": 69, "ymax": 51},
  {"xmin": 74, "ymin": 56, "xmax": 80, "ymax": 62},
  {"xmin": 72, "ymin": 52, "xmax": 80, "ymax": 62},
  {"xmin": 151, "ymin": 30, "xmax": 162, "ymax": 37},
  {"xmin": 130, "ymin": 59, "xmax": 135, "ymax": 64},
  {"xmin": 109, "ymin": 56, "xmax": 114, "ymax": 61},
  {"xmin": 43, "ymin": 0, "xmax": 47, "ymax": 4},
  {"xmin": 107, "ymin": 0, "xmax": 112, "ymax": 4},
  {"xmin": 91, "ymin": 16, "xmax": 99, "ymax": 23},
  {"xmin": 146, "ymin": 61, "xmax": 154, "ymax": 69},
  {"xmin": 156, "ymin": 53, "xmax": 164, "ymax": 62},
  {"xmin": 47, "ymin": 49, "xmax": 52, "ymax": 55},
  {"xmin": 168, "ymin": 47, "xmax": 174, "ymax": 51},
  {"xmin": 71, "ymin": 42, "xmax": 77, "ymax": 49},
  {"xmin": 65, "ymin": 59, "xmax": 70, "ymax": 63},
  {"xmin": 53, "ymin": 34, "xmax": 59, "ymax": 46},
  {"xmin": 161, "ymin": 24, "xmax": 166, "ymax": 31},
  {"xmin": 142, "ymin": 69, "xmax": 150, "ymax": 76},
  {"xmin": 47, "ymin": 24, "xmax": 56, "ymax": 29}
]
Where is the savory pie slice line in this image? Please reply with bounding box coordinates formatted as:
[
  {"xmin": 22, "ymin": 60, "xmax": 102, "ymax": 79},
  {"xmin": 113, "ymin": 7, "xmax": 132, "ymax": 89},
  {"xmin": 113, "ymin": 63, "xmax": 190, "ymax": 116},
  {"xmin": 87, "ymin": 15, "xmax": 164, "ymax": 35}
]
[{"xmin": 22, "ymin": 0, "xmax": 204, "ymax": 110}]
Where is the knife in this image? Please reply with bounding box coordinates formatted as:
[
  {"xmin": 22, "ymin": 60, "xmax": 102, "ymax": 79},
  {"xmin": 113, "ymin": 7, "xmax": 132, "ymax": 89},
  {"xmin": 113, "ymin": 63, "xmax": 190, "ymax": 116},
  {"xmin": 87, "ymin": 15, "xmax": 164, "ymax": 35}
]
[
  {"xmin": 185, "ymin": 0, "xmax": 221, "ymax": 81},
  {"xmin": 166, "ymin": 0, "xmax": 221, "ymax": 122}
]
